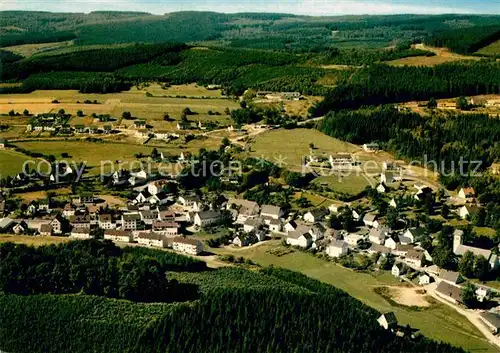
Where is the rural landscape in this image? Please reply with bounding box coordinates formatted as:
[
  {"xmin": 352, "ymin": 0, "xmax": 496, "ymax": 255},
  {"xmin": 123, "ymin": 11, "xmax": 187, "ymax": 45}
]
[{"xmin": 1, "ymin": 7, "xmax": 500, "ymax": 353}]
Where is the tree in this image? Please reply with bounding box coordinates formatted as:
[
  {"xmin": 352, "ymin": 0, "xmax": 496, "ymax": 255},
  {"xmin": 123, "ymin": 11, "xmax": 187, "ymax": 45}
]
[
  {"xmin": 224, "ymin": 107, "xmax": 231, "ymax": 115},
  {"xmin": 58, "ymin": 108, "xmax": 65, "ymax": 115},
  {"xmin": 456, "ymin": 96, "xmax": 469, "ymax": 110},
  {"xmin": 23, "ymin": 109, "xmax": 29, "ymax": 116},
  {"xmin": 8, "ymin": 109, "xmax": 15, "ymax": 116},
  {"xmin": 386, "ymin": 207, "xmax": 399, "ymax": 229},
  {"xmin": 163, "ymin": 112, "xmax": 171, "ymax": 121},
  {"xmin": 183, "ymin": 107, "xmax": 193, "ymax": 116},
  {"xmin": 473, "ymin": 255, "xmax": 489, "ymax": 280},
  {"xmin": 240, "ymin": 101, "xmax": 248, "ymax": 109},
  {"xmin": 151, "ymin": 148, "xmax": 159, "ymax": 160},
  {"xmin": 441, "ymin": 204, "xmax": 450, "ymax": 219},
  {"xmin": 458, "ymin": 251, "xmax": 474, "ymax": 278},
  {"xmin": 461, "ymin": 282, "xmax": 478, "ymax": 308},
  {"xmin": 427, "ymin": 97, "xmax": 437, "ymax": 109},
  {"xmin": 432, "ymin": 245, "xmax": 455, "ymax": 269},
  {"xmin": 76, "ymin": 110, "xmax": 84, "ymax": 117},
  {"xmin": 122, "ymin": 111, "xmax": 132, "ymax": 119},
  {"xmin": 221, "ymin": 137, "xmax": 230, "ymax": 147}
]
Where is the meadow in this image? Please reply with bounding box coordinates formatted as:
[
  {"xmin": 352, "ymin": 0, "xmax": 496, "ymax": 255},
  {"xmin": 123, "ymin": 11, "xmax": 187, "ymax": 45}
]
[
  {"xmin": 0, "ymin": 149, "xmax": 38, "ymax": 177},
  {"xmin": 212, "ymin": 241, "xmax": 497, "ymax": 353},
  {"xmin": 476, "ymin": 40, "xmax": 500, "ymax": 56}
]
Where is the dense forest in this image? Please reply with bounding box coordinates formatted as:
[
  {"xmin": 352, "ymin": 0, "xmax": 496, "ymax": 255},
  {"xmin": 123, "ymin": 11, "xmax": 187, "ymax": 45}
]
[
  {"xmin": 317, "ymin": 106, "xmax": 500, "ymax": 172},
  {"xmin": 0, "ymin": 241, "xmax": 466, "ymax": 353},
  {"xmin": 311, "ymin": 62, "xmax": 500, "ymax": 115},
  {"xmin": 424, "ymin": 25, "xmax": 500, "ymax": 54}
]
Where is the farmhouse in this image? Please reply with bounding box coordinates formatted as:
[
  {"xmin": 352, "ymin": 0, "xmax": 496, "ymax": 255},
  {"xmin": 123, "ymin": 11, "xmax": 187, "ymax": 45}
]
[
  {"xmin": 172, "ymin": 237, "xmax": 203, "ymax": 255},
  {"xmin": 39, "ymin": 224, "xmax": 53, "ymax": 236},
  {"xmin": 325, "ymin": 240, "xmax": 348, "ymax": 258},
  {"xmin": 194, "ymin": 211, "xmax": 222, "ymax": 227},
  {"xmin": 260, "ymin": 204, "xmax": 282, "ymax": 220},
  {"xmin": 104, "ymin": 229, "xmax": 132, "ymax": 243},
  {"xmin": 303, "ymin": 208, "xmax": 327, "ymax": 223}
]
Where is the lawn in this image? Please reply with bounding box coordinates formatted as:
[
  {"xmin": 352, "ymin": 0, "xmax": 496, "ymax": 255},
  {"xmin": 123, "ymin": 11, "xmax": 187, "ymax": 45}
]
[
  {"xmin": 211, "ymin": 241, "xmax": 497, "ymax": 352},
  {"xmin": 476, "ymin": 40, "xmax": 500, "ymax": 56},
  {"xmin": 0, "ymin": 149, "xmax": 38, "ymax": 177},
  {"xmin": 313, "ymin": 174, "xmax": 371, "ymax": 195},
  {"xmin": 250, "ymin": 128, "xmax": 359, "ymax": 171}
]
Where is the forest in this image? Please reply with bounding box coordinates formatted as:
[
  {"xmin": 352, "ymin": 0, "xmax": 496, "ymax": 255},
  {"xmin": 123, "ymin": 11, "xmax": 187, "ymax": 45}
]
[
  {"xmin": 317, "ymin": 106, "xmax": 500, "ymax": 172},
  {"xmin": 424, "ymin": 24, "xmax": 500, "ymax": 54},
  {"xmin": 0, "ymin": 241, "xmax": 466, "ymax": 353},
  {"xmin": 311, "ymin": 62, "xmax": 500, "ymax": 115}
]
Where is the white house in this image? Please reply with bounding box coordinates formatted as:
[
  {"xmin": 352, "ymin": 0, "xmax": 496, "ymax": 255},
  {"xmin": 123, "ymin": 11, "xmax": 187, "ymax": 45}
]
[
  {"xmin": 326, "ymin": 240, "xmax": 348, "ymax": 258},
  {"xmin": 363, "ymin": 214, "xmax": 378, "ymax": 228},
  {"xmin": 368, "ymin": 228, "xmax": 386, "ymax": 245},
  {"xmin": 63, "ymin": 203, "xmax": 76, "ymax": 217},
  {"xmin": 70, "ymin": 229, "xmax": 93, "ymax": 240},
  {"xmin": 380, "ymin": 172, "xmax": 401, "ymax": 184},
  {"xmin": 405, "ymin": 249, "xmax": 425, "ymax": 267},
  {"xmin": 399, "ymin": 228, "xmax": 423, "ymax": 245},
  {"xmin": 104, "ymin": 229, "xmax": 132, "ymax": 243},
  {"xmin": 260, "ymin": 205, "xmax": 282, "ymax": 220},
  {"xmin": 173, "ymin": 237, "xmax": 203, "ymax": 255},
  {"xmin": 303, "ymin": 209, "xmax": 327, "ymax": 223},
  {"xmin": 389, "ymin": 198, "xmax": 398, "ymax": 208},
  {"xmin": 376, "ymin": 184, "xmax": 387, "ymax": 193},
  {"xmin": 344, "ymin": 233, "xmax": 364, "ymax": 247},
  {"xmin": 98, "ymin": 214, "xmax": 116, "ymax": 230},
  {"xmin": 363, "ymin": 143, "xmax": 379, "ymax": 152},
  {"xmin": 286, "ymin": 231, "xmax": 312, "ymax": 248},
  {"xmin": 178, "ymin": 195, "xmax": 201, "ymax": 209},
  {"xmin": 194, "ymin": 211, "xmax": 222, "ymax": 227},
  {"xmin": 459, "ymin": 205, "xmax": 480, "ymax": 220},
  {"xmin": 267, "ymin": 218, "xmax": 281, "ymax": 232},
  {"xmin": 458, "ymin": 187, "xmax": 476, "ymax": 200},
  {"xmin": 328, "ymin": 203, "xmax": 343, "ymax": 214},
  {"xmin": 137, "ymin": 232, "xmax": 165, "ymax": 248},
  {"xmin": 377, "ymin": 313, "xmax": 397, "ymax": 330},
  {"xmin": 152, "ymin": 221, "xmax": 179, "ymax": 235},
  {"xmin": 309, "ymin": 224, "xmax": 325, "ymax": 241},
  {"xmin": 284, "ymin": 220, "xmax": 297, "ymax": 233},
  {"xmin": 122, "ymin": 213, "xmax": 141, "ymax": 231},
  {"xmin": 385, "ymin": 237, "xmax": 398, "ymax": 250},
  {"xmin": 419, "ymin": 274, "xmax": 431, "ymax": 286},
  {"xmin": 392, "ymin": 263, "xmax": 404, "ymax": 277},
  {"xmin": 244, "ymin": 217, "xmax": 262, "ymax": 233}
]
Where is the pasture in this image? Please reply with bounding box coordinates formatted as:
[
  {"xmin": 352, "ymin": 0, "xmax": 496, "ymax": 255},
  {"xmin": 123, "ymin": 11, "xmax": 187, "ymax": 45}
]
[
  {"xmin": 0, "ymin": 149, "xmax": 36, "ymax": 177},
  {"xmin": 249, "ymin": 128, "xmax": 359, "ymax": 171},
  {"xmin": 212, "ymin": 241, "xmax": 497, "ymax": 353},
  {"xmin": 476, "ymin": 40, "xmax": 500, "ymax": 56},
  {"xmin": 2, "ymin": 40, "xmax": 74, "ymax": 58}
]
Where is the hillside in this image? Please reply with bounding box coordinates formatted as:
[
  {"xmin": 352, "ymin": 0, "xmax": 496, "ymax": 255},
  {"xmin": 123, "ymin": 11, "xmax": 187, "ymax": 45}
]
[{"xmin": 0, "ymin": 240, "xmax": 465, "ymax": 353}]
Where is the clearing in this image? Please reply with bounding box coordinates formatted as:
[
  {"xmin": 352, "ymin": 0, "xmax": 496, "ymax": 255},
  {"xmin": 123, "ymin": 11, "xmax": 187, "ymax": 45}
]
[
  {"xmin": 383, "ymin": 285, "xmax": 431, "ymax": 307},
  {"xmin": 388, "ymin": 44, "xmax": 480, "ymax": 67},
  {"xmin": 1, "ymin": 40, "xmax": 74, "ymax": 58},
  {"xmin": 476, "ymin": 40, "xmax": 500, "ymax": 57}
]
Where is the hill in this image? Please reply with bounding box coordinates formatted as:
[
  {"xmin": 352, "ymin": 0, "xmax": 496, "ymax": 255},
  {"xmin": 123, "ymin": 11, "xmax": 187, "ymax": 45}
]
[{"xmin": 0, "ymin": 240, "xmax": 465, "ymax": 353}]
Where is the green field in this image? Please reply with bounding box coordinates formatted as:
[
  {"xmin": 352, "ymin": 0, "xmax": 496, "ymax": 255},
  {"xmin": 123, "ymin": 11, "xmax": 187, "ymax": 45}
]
[
  {"xmin": 313, "ymin": 174, "xmax": 372, "ymax": 195},
  {"xmin": 0, "ymin": 149, "xmax": 38, "ymax": 177},
  {"xmin": 250, "ymin": 128, "xmax": 359, "ymax": 171},
  {"xmin": 476, "ymin": 40, "xmax": 500, "ymax": 56},
  {"xmin": 212, "ymin": 241, "xmax": 497, "ymax": 352}
]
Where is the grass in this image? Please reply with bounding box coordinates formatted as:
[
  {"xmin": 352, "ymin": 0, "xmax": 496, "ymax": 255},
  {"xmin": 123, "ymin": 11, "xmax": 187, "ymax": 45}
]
[
  {"xmin": 473, "ymin": 227, "xmax": 497, "ymax": 238},
  {"xmin": 0, "ymin": 149, "xmax": 39, "ymax": 177},
  {"xmin": 476, "ymin": 40, "xmax": 500, "ymax": 56},
  {"xmin": 0, "ymin": 234, "xmax": 71, "ymax": 246},
  {"xmin": 388, "ymin": 44, "xmax": 479, "ymax": 67},
  {"xmin": 2, "ymin": 40, "xmax": 74, "ymax": 58},
  {"xmin": 250, "ymin": 128, "xmax": 359, "ymax": 171},
  {"xmin": 210, "ymin": 241, "xmax": 497, "ymax": 352},
  {"xmin": 313, "ymin": 174, "xmax": 371, "ymax": 195}
]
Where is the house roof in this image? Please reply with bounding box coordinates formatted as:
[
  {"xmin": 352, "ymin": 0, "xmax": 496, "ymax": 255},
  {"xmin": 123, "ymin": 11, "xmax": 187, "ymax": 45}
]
[
  {"xmin": 381, "ymin": 312, "xmax": 397, "ymax": 325},
  {"xmin": 260, "ymin": 204, "xmax": 281, "ymax": 217},
  {"xmin": 455, "ymin": 244, "xmax": 491, "ymax": 259},
  {"xmin": 306, "ymin": 208, "xmax": 327, "ymax": 219},
  {"xmin": 122, "ymin": 213, "xmax": 141, "ymax": 221},
  {"xmin": 406, "ymin": 249, "xmax": 424, "ymax": 260},
  {"xmin": 328, "ymin": 239, "xmax": 347, "ymax": 248},
  {"xmin": 173, "ymin": 236, "xmax": 201, "ymax": 246},
  {"xmin": 40, "ymin": 224, "xmax": 53, "ymax": 233},
  {"xmin": 462, "ymin": 205, "xmax": 480, "ymax": 214},
  {"xmin": 436, "ymin": 282, "xmax": 462, "ymax": 303},
  {"xmin": 196, "ymin": 211, "xmax": 221, "ymax": 220},
  {"xmin": 152, "ymin": 221, "xmax": 179, "ymax": 228},
  {"xmin": 369, "ymin": 228, "xmax": 385, "ymax": 240},
  {"xmin": 406, "ymin": 228, "xmax": 425, "ymax": 238},
  {"xmin": 138, "ymin": 232, "xmax": 164, "ymax": 241},
  {"xmin": 363, "ymin": 213, "xmax": 378, "ymax": 223},
  {"xmin": 368, "ymin": 243, "xmax": 391, "ymax": 254},
  {"xmin": 460, "ymin": 187, "xmax": 476, "ymax": 196},
  {"xmin": 104, "ymin": 229, "xmax": 131, "ymax": 237},
  {"xmin": 287, "ymin": 231, "xmax": 312, "ymax": 240},
  {"xmin": 439, "ymin": 270, "xmax": 460, "ymax": 283},
  {"xmin": 480, "ymin": 312, "xmax": 500, "ymax": 329}
]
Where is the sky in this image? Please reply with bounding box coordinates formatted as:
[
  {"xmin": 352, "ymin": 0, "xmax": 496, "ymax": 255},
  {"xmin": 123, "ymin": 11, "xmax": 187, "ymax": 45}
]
[{"xmin": 1, "ymin": 0, "xmax": 500, "ymax": 16}]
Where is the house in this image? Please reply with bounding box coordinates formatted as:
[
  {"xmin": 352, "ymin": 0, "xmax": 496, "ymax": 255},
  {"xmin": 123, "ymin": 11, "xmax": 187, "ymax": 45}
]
[
  {"xmin": 400, "ymin": 228, "xmax": 423, "ymax": 245},
  {"xmin": 368, "ymin": 228, "xmax": 386, "ymax": 245},
  {"xmin": 459, "ymin": 205, "xmax": 480, "ymax": 220},
  {"xmin": 137, "ymin": 232, "xmax": 165, "ymax": 248},
  {"xmin": 309, "ymin": 223, "xmax": 326, "ymax": 241},
  {"xmin": 173, "ymin": 237, "xmax": 203, "ymax": 255},
  {"xmin": 122, "ymin": 213, "xmax": 141, "ymax": 231},
  {"xmin": 351, "ymin": 209, "xmax": 362, "ymax": 222},
  {"xmin": 328, "ymin": 203, "xmax": 343, "ymax": 214},
  {"xmin": 367, "ymin": 243, "xmax": 392, "ymax": 256},
  {"xmin": 267, "ymin": 218, "xmax": 281, "ymax": 232},
  {"xmin": 98, "ymin": 214, "xmax": 116, "ymax": 229},
  {"xmin": 453, "ymin": 230, "xmax": 498, "ymax": 269},
  {"xmin": 147, "ymin": 181, "xmax": 164, "ymax": 196},
  {"xmin": 326, "ymin": 240, "xmax": 348, "ymax": 258},
  {"xmin": 149, "ymin": 192, "xmax": 170, "ymax": 205},
  {"xmin": 233, "ymin": 234, "xmax": 255, "ymax": 247},
  {"xmin": 414, "ymin": 184, "xmax": 433, "ymax": 201},
  {"xmin": 227, "ymin": 198, "xmax": 259, "ymax": 223},
  {"xmin": 363, "ymin": 214, "xmax": 378, "ymax": 228},
  {"xmin": 152, "ymin": 221, "xmax": 179, "ymax": 235},
  {"xmin": 385, "ymin": 236, "xmax": 398, "ymax": 250},
  {"xmin": 303, "ymin": 208, "xmax": 327, "ymax": 223},
  {"xmin": 393, "ymin": 244, "xmax": 414, "ymax": 257},
  {"xmin": 392, "ymin": 263, "xmax": 404, "ymax": 277},
  {"xmin": 193, "ymin": 211, "xmax": 222, "ymax": 227},
  {"xmin": 406, "ymin": 249, "xmax": 425, "ymax": 267},
  {"xmin": 458, "ymin": 187, "xmax": 476, "ymax": 200},
  {"xmin": 389, "ymin": 198, "xmax": 398, "ymax": 208},
  {"xmin": 38, "ymin": 198, "xmax": 52, "ymax": 213},
  {"xmin": 380, "ymin": 172, "xmax": 401, "ymax": 184},
  {"xmin": 436, "ymin": 282, "xmax": 462, "ymax": 305},
  {"xmin": 0, "ymin": 218, "xmax": 14, "ymax": 233},
  {"xmin": 419, "ymin": 274, "xmax": 431, "ymax": 285},
  {"xmin": 50, "ymin": 215, "xmax": 63, "ymax": 234},
  {"xmin": 69, "ymin": 214, "xmax": 91, "ymax": 229},
  {"xmin": 329, "ymin": 153, "xmax": 355, "ymax": 168},
  {"xmin": 377, "ymin": 312, "xmax": 397, "ymax": 330},
  {"xmin": 479, "ymin": 312, "xmax": 500, "ymax": 335},
  {"xmin": 0, "ymin": 138, "xmax": 6, "ymax": 149},
  {"xmin": 39, "ymin": 224, "xmax": 53, "ymax": 236},
  {"xmin": 476, "ymin": 286, "xmax": 490, "ymax": 302},
  {"xmin": 376, "ymin": 184, "xmax": 387, "ymax": 193},
  {"xmin": 344, "ymin": 232, "xmax": 364, "ymax": 247},
  {"xmin": 70, "ymin": 228, "xmax": 92, "ymax": 240},
  {"xmin": 178, "ymin": 195, "xmax": 201, "ymax": 208},
  {"xmin": 139, "ymin": 210, "xmax": 159, "ymax": 225},
  {"xmin": 260, "ymin": 205, "xmax": 282, "ymax": 220},
  {"xmin": 62, "ymin": 203, "xmax": 76, "ymax": 217},
  {"xmin": 363, "ymin": 143, "xmax": 379, "ymax": 152},
  {"xmin": 76, "ymin": 193, "xmax": 95, "ymax": 204},
  {"xmin": 12, "ymin": 221, "xmax": 27, "ymax": 235},
  {"xmin": 104, "ymin": 229, "xmax": 132, "ymax": 243},
  {"xmin": 244, "ymin": 217, "xmax": 262, "ymax": 233},
  {"xmin": 286, "ymin": 231, "xmax": 312, "ymax": 248},
  {"xmin": 284, "ymin": 220, "xmax": 297, "ymax": 233},
  {"xmin": 439, "ymin": 270, "xmax": 463, "ymax": 286},
  {"xmin": 134, "ymin": 120, "xmax": 147, "ymax": 129}
]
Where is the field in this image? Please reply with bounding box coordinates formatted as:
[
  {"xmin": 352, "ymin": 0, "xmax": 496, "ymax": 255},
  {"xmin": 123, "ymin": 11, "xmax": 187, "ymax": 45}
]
[
  {"xmin": 212, "ymin": 241, "xmax": 497, "ymax": 352},
  {"xmin": 0, "ymin": 149, "xmax": 38, "ymax": 177},
  {"xmin": 0, "ymin": 85, "xmax": 239, "ymax": 131},
  {"xmin": 2, "ymin": 40, "xmax": 74, "ymax": 57},
  {"xmin": 476, "ymin": 40, "xmax": 500, "ymax": 56},
  {"xmin": 313, "ymin": 174, "xmax": 372, "ymax": 195},
  {"xmin": 0, "ymin": 234, "xmax": 71, "ymax": 246},
  {"xmin": 388, "ymin": 44, "xmax": 480, "ymax": 67},
  {"xmin": 249, "ymin": 128, "xmax": 359, "ymax": 171}
]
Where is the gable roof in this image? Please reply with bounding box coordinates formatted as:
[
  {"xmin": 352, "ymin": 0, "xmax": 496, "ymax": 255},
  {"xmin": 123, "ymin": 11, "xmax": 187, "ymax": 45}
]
[
  {"xmin": 173, "ymin": 236, "xmax": 201, "ymax": 246},
  {"xmin": 196, "ymin": 210, "xmax": 221, "ymax": 220},
  {"xmin": 40, "ymin": 224, "xmax": 53, "ymax": 233},
  {"xmin": 436, "ymin": 282, "xmax": 462, "ymax": 303},
  {"xmin": 381, "ymin": 312, "xmax": 397, "ymax": 325},
  {"xmin": 260, "ymin": 204, "xmax": 281, "ymax": 216},
  {"xmin": 480, "ymin": 312, "xmax": 500, "ymax": 329},
  {"xmin": 439, "ymin": 270, "xmax": 460, "ymax": 283},
  {"xmin": 363, "ymin": 213, "xmax": 377, "ymax": 223}
]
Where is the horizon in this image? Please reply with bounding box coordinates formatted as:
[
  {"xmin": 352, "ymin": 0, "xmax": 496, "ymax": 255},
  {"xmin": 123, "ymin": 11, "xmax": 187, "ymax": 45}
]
[{"xmin": 2, "ymin": 0, "xmax": 500, "ymax": 16}]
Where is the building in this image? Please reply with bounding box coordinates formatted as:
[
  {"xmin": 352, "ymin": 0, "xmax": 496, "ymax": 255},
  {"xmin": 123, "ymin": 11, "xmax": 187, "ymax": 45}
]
[
  {"xmin": 243, "ymin": 217, "xmax": 262, "ymax": 233},
  {"xmin": 178, "ymin": 195, "xmax": 200, "ymax": 208},
  {"xmin": 392, "ymin": 263, "xmax": 404, "ymax": 277},
  {"xmin": 70, "ymin": 229, "xmax": 93, "ymax": 240},
  {"xmin": 344, "ymin": 232, "xmax": 364, "ymax": 247},
  {"xmin": 406, "ymin": 249, "xmax": 425, "ymax": 267},
  {"xmin": 435, "ymin": 282, "xmax": 462, "ymax": 305},
  {"xmin": 419, "ymin": 274, "xmax": 431, "ymax": 285},
  {"xmin": 303, "ymin": 208, "xmax": 327, "ymax": 223},
  {"xmin": 62, "ymin": 203, "xmax": 76, "ymax": 217},
  {"xmin": 173, "ymin": 237, "xmax": 203, "ymax": 255},
  {"xmin": 458, "ymin": 187, "xmax": 476, "ymax": 200},
  {"xmin": 260, "ymin": 205, "xmax": 282, "ymax": 220},
  {"xmin": 439, "ymin": 270, "xmax": 463, "ymax": 286},
  {"xmin": 363, "ymin": 143, "xmax": 379, "ymax": 152},
  {"xmin": 389, "ymin": 198, "xmax": 398, "ymax": 208},
  {"xmin": 459, "ymin": 205, "xmax": 480, "ymax": 220},
  {"xmin": 104, "ymin": 229, "xmax": 132, "ymax": 243},
  {"xmin": 139, "ymin": 210, "xmax": 159, "ymax": 225},
  {"xmin": 137, "ymin": 232, "xmax": 165, "ymax": 248},
  {"xmin": 267, "ymin": 218, "xmax": 281, "ymax": 232},
  {"xmin": 453, "ymin": 230, "xmax": 498, "ymax": 269},
  {"xmin": 363, "ymin": 214, "xmax": 378, "ymax": 228},
  {"xmin": 227, "ymin": 198, "xmax": 259, "ymax": 223},
  {"xmin": 286, "ymin": 231, "xmax": 312, "ymax": 249},
  {"xmin": 193, "ymin": 211, "xmax": 222, "ymax": 227},
  {"xmin": 376, "ymin": 184, "xmax": 387, "ymax": 194},
  {"xmin": 39, "ymin": 224, "xmax": 53, "ymax": 236},
  {"xmin": 377, "ymin": 312, "xmax": 397, "ymax": 330},
  {"xmin": 309, "ymin": 224, "xmax": 325, "ymax": 241},
  {"xmin": 152, "ymin": 221, "xmax": 179, "ymax": 235},
  {"xmin": 98, "ymin": 214, "xmax": 116, "ymax": 229},
  {"xmin": 399, "ymin": 228, "xmax": 423, "ymax": 245},
  {"xmin": 385, "ymin": 237, "xmax": 398, "ymax": 250},
  {"xmin": 326, "ymin": 240, "xmax": 348, "ymax": 258},
  {"xmin": 0, "ymin": 138, "xmax": 6, "ymax": 149},
  {"xmin": 368, "ymin": 228, "xmax": 386, "ymax": 245},
  {"xmin": 380, "ymin": 171, "xmax": 401, "ymax": 184},
  {"xmin": 50, "ymin": 215, "xmax": 63, "ymax": 234},
  {"xmin": 479, "ymin": 312, "xmax": 500, "ymax": 335},
  {"xmin": 122, "ymin": 213, "xmax": 141, "ymax": 231},
  {"xmin": 329, "ymin": 153, "xmax": 355, "ymax": 169}
]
